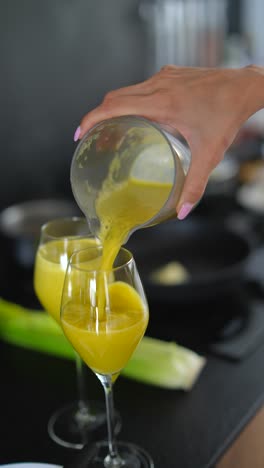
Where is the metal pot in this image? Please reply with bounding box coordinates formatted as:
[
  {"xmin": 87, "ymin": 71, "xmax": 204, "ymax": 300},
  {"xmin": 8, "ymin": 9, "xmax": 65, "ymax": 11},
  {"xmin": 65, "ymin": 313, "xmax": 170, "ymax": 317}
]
[
  {"xmin": 0, "ymin": 198, "xmax": 81, "ymax": 268},
  {"xmin": 0, "ymin": 198, "xmax": 81, "ymax": 305}
]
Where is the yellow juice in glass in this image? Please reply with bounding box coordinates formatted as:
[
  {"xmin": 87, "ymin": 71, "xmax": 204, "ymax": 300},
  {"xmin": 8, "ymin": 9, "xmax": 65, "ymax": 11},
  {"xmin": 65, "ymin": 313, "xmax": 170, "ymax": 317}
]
[
  {"xmin": 62, "ymin": 282, "xmax": 149, "ymax": 375},
  {"xmin": 34, "ymin": 237, "xmax": 98, "ymax": 324}
]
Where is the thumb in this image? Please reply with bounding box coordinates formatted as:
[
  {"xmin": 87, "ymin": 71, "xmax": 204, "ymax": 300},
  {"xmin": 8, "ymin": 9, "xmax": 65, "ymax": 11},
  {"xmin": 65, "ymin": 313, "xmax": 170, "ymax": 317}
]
[{"xmin": 176, "ymin": 150, "xmax": 213, "ymax": 220}]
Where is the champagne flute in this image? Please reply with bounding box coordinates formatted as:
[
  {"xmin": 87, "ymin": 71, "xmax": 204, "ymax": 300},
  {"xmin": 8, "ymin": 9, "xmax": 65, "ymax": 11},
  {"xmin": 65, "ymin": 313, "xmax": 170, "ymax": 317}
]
[
  {"xmin": 33, "ymin": 217, "xmax": 121, "ymax": 450},
  {"xmin": 61, "ymin": 245, "xmax": 154, "ymax": 467}
]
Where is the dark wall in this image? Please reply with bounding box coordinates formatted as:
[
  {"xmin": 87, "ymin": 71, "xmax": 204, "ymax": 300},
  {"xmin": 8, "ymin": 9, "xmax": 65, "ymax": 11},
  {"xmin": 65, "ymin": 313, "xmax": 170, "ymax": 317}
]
[{"xmin": 2, "ymin": 0, "xmax": 145, "ymax": 209}]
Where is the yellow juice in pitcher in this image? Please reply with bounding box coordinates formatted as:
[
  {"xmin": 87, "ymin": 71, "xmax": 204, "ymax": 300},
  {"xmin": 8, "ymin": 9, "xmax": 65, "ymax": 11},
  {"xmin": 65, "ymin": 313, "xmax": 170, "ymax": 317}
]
[{"xmin": 97, "ymin": 177, "xmax": 172, "ymax": 271}]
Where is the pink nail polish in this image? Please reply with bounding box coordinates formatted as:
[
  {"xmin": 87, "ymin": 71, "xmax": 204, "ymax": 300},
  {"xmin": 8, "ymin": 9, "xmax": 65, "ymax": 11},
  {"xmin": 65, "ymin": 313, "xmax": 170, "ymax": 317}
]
[
  {"xmin": 73, "ymin": 126, "xmax": 81, "ymax": 142},
  {"xmin": 177, "ymin": 202, "xmax": 193, "ymax": 220}
]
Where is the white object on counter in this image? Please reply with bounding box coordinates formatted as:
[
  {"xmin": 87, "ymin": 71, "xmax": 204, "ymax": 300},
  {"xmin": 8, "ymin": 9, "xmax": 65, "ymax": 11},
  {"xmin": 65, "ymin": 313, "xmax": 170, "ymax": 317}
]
[
  {"xmin": 237, "ymin": 182, "xmax": 264, "ymax": 214},
  {"xmin": 0, "ymin": 464, "xmax": 62, "ymax": 468}
]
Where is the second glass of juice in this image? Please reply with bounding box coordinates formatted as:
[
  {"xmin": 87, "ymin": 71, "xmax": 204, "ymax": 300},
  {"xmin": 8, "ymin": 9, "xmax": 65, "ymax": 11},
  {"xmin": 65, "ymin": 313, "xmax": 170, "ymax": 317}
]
[{"xmin": 34, "ymin": 216, "xmax": 121, "ymax": 449}]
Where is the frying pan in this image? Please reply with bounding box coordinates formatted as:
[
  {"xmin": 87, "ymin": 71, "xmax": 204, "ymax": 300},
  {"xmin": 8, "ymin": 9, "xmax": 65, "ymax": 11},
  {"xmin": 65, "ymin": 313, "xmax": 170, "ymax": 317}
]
[{"xmin": 126, "ymin": 216, "xmax": 252, "ymax": 304}]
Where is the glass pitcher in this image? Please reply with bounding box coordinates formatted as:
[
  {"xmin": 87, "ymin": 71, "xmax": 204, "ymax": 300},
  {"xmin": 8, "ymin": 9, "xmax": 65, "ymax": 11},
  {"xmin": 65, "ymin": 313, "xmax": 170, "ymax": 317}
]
[{"xmin": 70, "ymin": 115, "xmax": 191, "ymax": 243}]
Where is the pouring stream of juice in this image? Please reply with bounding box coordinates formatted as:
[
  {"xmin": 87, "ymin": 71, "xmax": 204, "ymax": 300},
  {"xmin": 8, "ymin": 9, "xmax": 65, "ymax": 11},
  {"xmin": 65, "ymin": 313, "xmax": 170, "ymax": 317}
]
[{"xmin": 94, "ymin": 173, "xmax": 172, "ymax": 319}]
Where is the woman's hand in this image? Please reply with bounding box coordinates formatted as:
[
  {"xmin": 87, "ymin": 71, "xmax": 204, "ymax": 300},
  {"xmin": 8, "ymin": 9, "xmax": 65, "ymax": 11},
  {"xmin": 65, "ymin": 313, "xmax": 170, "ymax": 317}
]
[{"xmin": 74, "ymin": 65, "xmax": 264, "ymax": 219}]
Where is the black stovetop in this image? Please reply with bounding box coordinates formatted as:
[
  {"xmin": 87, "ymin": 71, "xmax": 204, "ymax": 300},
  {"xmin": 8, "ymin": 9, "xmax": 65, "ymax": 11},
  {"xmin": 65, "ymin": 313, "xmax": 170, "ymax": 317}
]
[
  {"xmin": 147, "ymin": 278, "xmax": 264, "ymax": 363},
  {"xmin": 146, "ymin": 199, "xmax": 264, "ymax": 365}
]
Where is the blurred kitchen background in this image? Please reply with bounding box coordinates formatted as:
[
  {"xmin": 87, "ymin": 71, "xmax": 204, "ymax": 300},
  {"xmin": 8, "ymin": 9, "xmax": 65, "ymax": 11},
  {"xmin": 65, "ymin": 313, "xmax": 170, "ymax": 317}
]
[
  {"xmin": 2, "ymin": 0, "xmax": 264, "ymax": 209},
  {"xmin": 1, "ymin": 0, "xmax": 264, "ymax": 312}
]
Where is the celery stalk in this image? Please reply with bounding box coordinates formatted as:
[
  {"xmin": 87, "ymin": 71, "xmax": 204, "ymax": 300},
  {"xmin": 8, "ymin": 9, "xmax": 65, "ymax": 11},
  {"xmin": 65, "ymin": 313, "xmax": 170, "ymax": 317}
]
[
  {"xmin": 0, "ymin": 298, "xmax": 75, "ymax": 360},
  {"xmin": 123, "ymin": 336, "xmax": 206, "ymax": 390},
  {"xmin": 0, "ymin": 298, "xmax": 206, "ymax": 389}
]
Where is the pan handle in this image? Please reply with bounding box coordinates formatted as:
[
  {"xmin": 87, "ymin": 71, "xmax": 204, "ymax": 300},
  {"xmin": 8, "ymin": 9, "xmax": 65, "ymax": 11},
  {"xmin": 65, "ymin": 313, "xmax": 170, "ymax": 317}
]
[{"xmin": 245, "ymin": 246, "xmax": 264, "ymax": 294}]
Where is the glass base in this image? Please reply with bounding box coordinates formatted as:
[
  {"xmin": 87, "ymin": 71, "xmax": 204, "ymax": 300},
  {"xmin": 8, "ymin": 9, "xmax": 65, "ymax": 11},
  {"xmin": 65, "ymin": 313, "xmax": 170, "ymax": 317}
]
[
  {"xmin": 47, "ymin": 401, "xmax": 122, "ymax": 450},
  {"xmin": 83, "ymin": 441, "xmax": 154, "ymax": 467}
]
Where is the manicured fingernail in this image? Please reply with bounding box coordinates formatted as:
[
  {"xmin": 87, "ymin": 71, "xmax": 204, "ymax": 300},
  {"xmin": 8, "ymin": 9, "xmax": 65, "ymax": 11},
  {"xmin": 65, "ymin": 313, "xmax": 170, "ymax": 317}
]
[
  {"xmin": 73, "ymin": 126, "xmax": 81, "ymax": 142},
  {"xmin": 177, "ymin": 202, "xmax": 194, "ymax": 220}
]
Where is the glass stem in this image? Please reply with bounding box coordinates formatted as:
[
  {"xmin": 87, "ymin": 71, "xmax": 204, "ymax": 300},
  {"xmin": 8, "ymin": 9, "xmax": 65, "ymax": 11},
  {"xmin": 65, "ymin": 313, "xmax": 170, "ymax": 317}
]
[
  {"xmin": 75, "ymin": 353, "xmax": 90, "ymax": 414},
  {"xmin": 101, "ymin": 375, "xmax": 123, "ymax": 467}
]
